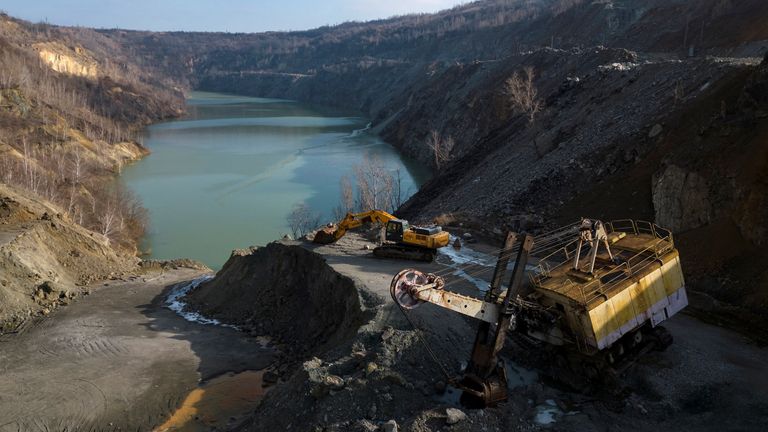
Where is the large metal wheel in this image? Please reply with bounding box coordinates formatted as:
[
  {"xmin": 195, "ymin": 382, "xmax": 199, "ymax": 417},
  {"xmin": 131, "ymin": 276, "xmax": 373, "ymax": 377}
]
[{"xmin": 390, "ymin": 268, "xmax": 429, "ymax": 309}]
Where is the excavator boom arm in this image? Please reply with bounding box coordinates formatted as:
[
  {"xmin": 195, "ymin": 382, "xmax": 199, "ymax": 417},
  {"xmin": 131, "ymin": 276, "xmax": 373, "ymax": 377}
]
[{"xmin": 314, "ymin": 210, "xmax": 396, "ymax": 244}]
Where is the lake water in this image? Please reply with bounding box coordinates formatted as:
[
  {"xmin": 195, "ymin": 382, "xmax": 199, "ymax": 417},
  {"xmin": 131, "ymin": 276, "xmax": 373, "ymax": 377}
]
[{"xmin": 122, "ymin": 92, "xmax": 429, "ymax": 269}]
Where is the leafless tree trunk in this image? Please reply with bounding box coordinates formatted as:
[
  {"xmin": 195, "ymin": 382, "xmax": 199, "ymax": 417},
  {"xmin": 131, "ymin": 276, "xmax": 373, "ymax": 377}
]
[
  {"xmin": 426, "ymin": 130, "xmax": 455, "ymax": 169},
  {"xmin": 354, "ymin": 153, "xmax": 395, "ymax": 212},
  {"xmin": 333, "ymin": 175, "xmax": 355, "ymax": 220},
  {"xmin": 389, "ymin": 168, "xmax": 404, "ymax": 211},
  {"xmin": 287, "ymin": 202, "xmax": 320, "ymax": 238},
  {"xmin": 505, "ymin": 66, "xmax": 542, "ymax": 124},
  {"xmin": 97, "ymin": 195, "xmax": 119, "ymax": 240}
]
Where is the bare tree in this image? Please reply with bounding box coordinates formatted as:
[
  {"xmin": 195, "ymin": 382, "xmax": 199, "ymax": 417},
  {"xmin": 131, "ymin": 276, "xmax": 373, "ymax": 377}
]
[
  {"xmin": 505, "ymin": 66, "xmax": 542, "ymax": 123},
  {"xmin": 354, "ymin": 154, "xmax": 394, "ymax": 212},
  {"xmin": 287, "ymin": 202, "xmax": 321, "ymax": 238},
  {"xmin": 97, "ymin": 194, "xmax": 119, "ymax": 240},
  {"xmin": 426, "ymin": 130, "xmax": 455, "ymax": 169},
  {"xmin": 333, "ymin": 175, "xmax": 355, "ymax": 220},
  {"xmin": 389, "ymin": 168, "xmax": 405, "ymax": 211},
  {"xmin": 0, "ymin": 154, "xmax": 17, "ymax": 184}
]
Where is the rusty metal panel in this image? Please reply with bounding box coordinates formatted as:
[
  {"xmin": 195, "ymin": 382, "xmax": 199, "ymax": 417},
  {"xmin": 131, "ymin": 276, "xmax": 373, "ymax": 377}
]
[
  {"xmin": 588, "ymin": 302, "xmax": 617, "ymax": 349},
  {"xmin": 628, "ymin": 281, "xmax": 651, "ymax": 322},
  {"xmin": 589, "ymin": 265, "xmax": 680, "ymax": 349},
  {"xmin": 660, "ymin": 253, "xmax": 685, "ymax": 297},
  {"xmin": 415, "ymin": 288, "xmax": 500, "ymax": 323},
  {"xmin": 610, "ymin": 286, "xmax": 639, "ymax": 335},
  {"xmin": 666, "ymin": 286, "xmax": 688, "ymax": 317},
  {"xmin": 638, "ymin": 268, "xmax": 668, "ymax": 314},
  {"xmin": 578, "ymin": 312, "xmax": 598, "ymax": 347}
]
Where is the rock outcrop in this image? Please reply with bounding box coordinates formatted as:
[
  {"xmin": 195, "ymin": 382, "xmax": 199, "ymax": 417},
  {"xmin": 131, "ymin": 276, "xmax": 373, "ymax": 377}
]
[
  {"xmin": 33, "ymin": 42, "xmax": 99, "ymax": 78},
  {"xmin": 652, "ymin": 165, "xmax": 712, "ymax": 233}
]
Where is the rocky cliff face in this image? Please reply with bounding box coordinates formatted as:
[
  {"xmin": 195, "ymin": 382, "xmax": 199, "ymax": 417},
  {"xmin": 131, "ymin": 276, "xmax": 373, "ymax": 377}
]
[
  {"xmin": 33, "ymin": 42, "xmax": 100, "ymax": 78},
  {"xmin": 652, "ymin": 165, "xmax": 712, "ymax": 233}
]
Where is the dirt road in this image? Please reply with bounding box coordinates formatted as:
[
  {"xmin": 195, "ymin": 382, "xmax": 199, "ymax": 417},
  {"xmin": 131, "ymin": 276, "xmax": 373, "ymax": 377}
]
[{"xmin": 0, "ymin": 269, "xmax": 275, "ymax": 432}]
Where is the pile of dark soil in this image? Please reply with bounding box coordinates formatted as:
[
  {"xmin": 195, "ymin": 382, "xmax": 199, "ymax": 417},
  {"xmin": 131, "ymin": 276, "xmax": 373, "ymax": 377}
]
[{"xmin": 185, "ymin": 242, "xmax": 377, "ymax": 357}]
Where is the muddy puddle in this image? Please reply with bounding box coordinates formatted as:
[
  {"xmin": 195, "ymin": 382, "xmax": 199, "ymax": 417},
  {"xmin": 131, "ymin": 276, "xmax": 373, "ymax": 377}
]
[{"xmin": 155, "ymin": 370, "xmax": 269, "ymax": 431}]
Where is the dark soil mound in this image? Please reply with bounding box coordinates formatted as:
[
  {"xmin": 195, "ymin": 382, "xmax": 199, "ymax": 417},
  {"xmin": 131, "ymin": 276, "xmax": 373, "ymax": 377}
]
[{"xmin": 186, "ymin": 242, "xmax": 371, "ymax": 355}]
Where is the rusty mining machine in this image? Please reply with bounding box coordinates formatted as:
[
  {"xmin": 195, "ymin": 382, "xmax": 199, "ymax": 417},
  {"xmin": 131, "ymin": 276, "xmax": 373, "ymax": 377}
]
[
  {"xmin": 313, "ymin": 210, "xmax": 450, "ymax": 261},
  {"xmin": 390, "ymin": 219, "xmax": 688, "ymax": 406}
]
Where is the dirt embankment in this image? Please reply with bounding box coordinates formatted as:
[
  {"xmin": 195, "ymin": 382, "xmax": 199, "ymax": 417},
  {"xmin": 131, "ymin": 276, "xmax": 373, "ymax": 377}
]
[
  {"xmin": 0, "ymin": 183, "xmax": 138, "ymax": 330},
  {"xmin": 186, "ymin": 242, "xmax": 379, "ymax": 357}
]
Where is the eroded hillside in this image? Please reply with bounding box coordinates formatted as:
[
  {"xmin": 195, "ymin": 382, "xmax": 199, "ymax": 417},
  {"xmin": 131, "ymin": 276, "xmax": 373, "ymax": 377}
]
[{"xmin": 0, "ymin": 14, "xmax": 184, "ymax": 251}]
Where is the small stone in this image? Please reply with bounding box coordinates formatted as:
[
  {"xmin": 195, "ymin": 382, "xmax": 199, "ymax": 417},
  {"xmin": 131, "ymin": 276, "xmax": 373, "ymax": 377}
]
[
  {"xmin": 462, "ymin": 232, "xmax": 473, "ymax": 239},
  {"xmin": 381, "ymin": 419, "xmax": 398, "ymax": 432},
  {"xmin": 303, "ymin": 357, "xmax": 323, "ymax": 371},
  {"xmin": 446, "ymin": 408, "xmax": 467, "ymax": 425},
  {"xmin": 355, "ymin": 419, "xmax": 378, "ymax": 432},
  {"xmin": 324, "ymin": 374, "xmax": 345, "ymax": 390},
  {"xmin": 648, "ymin": 123, "xmax": 663, "ymax": 138},
  {"xmin": 453, "ymin": 238, "xmax": 461, "ymax": 249},
  {"xmin": 363, "ymin": 244, "xmax": 371, "ymax": 250},
  {"xmin": 365, "ymin": 362, "xmax": 378, "ymax": 376},
  {"xmin": 637, "ymin": 403, "xmax": 648, "ymax": 415}
]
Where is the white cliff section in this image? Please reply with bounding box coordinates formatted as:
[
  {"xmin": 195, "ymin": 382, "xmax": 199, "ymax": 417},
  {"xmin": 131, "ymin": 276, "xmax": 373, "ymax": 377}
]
[{"xmin": 33, "ymin": 42, "xmax": 99, "ymax": 79}]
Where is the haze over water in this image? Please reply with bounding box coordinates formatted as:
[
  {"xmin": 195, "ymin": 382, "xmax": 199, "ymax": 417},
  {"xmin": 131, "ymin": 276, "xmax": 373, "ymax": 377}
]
[{"xmin": 122, "ymin": 92, "xmax": 429, "ymax": 269}]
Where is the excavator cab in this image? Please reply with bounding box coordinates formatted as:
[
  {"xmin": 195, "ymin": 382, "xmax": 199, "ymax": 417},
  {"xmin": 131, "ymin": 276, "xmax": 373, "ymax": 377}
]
[{"xmin": 385, "ymin": 219, "xmax": 408, "ymax": 242}]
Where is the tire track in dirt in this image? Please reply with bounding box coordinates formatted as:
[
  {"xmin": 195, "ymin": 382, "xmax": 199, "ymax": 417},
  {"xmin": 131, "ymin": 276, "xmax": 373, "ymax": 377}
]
[
  {"xmin": 0, "ymin": 268, "xmax": 275, "ymax": 431},
  {"xmin": 0, "ymin": 378, "xmax": 105, "ymax": 432}
]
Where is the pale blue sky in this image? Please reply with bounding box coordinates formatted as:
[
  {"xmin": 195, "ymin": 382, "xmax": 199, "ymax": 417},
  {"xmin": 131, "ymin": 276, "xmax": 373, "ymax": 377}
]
[{"xmin": 1, "ymin": 0, "xmax": 464, "ymax": 32}]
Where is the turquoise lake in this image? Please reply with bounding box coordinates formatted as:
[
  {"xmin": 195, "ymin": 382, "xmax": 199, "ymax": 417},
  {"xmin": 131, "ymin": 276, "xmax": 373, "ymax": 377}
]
[{"xmin": 121, "ymin": 92, "xmax": 429, "ymax": 269}]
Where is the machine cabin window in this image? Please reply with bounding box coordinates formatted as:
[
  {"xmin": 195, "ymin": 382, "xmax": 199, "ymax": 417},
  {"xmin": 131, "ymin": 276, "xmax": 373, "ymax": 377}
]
[{"xmin": 386, "ymin": 221, "xmax": 404, "ymax": 242}]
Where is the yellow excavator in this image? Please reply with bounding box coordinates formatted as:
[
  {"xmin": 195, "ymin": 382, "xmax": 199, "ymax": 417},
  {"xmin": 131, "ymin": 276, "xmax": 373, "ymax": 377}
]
[{"xmin": 313, "ymin": 210, "xmax": 450, "ymax": 261}]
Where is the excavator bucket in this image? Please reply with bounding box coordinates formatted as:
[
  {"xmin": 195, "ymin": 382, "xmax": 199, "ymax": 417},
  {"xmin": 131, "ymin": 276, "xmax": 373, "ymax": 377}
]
[{"xmin": 312, "ymin": 225, "xmax": 339, "ymax": 244}]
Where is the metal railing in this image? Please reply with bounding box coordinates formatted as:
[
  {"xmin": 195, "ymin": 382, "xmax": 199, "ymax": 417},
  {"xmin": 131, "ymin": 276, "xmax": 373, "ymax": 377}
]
[{"xmin": 529, "ymin": 220, "xmax": 675, "ymax": 305}]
